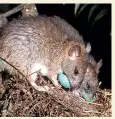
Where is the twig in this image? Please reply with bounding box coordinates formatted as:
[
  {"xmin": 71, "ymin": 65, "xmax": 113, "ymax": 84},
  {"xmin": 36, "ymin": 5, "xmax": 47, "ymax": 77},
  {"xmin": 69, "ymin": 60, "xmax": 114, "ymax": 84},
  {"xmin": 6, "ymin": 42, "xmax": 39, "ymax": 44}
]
[
  {"xmin": 83, "ymin": 110, "xmax": 102, "ymax": 114},
  {"xmin": 0, "ymin": 4, "xmax": 25, "ymax": 28},
  {"xmin": 0, "ymin": 57, "xmax": 27, "ymax": 80},
  {"xmin": 97, "ymin": 89, "xmax": 111, "ymax": 96},
  {"xmin": 2, "ymin": 4, "xmax": 26, "ymax": 18},
  {"xmin": 27, "ymin": 100, "xmax": 46, "ymax": 116}
]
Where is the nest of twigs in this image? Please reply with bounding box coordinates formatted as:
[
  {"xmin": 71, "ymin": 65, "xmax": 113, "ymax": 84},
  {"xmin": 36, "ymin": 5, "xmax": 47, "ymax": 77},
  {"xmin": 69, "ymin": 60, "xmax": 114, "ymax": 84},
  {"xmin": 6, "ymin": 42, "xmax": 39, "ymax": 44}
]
[{"xmin": 0, "ymin": 72, "xmax": 111, "ymax": 117}]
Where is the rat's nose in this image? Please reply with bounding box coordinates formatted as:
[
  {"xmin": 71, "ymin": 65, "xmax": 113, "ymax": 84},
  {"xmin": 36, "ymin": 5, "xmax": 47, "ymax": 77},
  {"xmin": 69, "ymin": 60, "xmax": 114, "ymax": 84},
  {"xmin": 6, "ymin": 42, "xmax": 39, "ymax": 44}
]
[{"xmin": 89, "ymin": 94, "xmax": 94, "ymax": 100}]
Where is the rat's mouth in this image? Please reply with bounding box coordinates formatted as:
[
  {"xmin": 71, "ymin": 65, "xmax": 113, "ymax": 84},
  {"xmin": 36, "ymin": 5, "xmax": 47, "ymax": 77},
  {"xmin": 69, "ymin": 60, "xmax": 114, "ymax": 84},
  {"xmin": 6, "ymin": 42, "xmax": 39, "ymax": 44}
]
[
  {"xmin": 76, "ymin": 90, "xmax": 97, "ymax": 103},
  {"xmin": 83, "ymin": 93, "xmax": 96, "ymax": 103}
]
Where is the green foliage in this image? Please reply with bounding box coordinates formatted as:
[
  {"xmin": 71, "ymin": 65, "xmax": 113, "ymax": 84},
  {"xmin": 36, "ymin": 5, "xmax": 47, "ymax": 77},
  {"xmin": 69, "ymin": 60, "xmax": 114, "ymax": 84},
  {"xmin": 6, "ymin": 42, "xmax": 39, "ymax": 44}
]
[
  {"xmin": 75, "ymin": 4, "xmax": 88, "ymax": 16},
  {"xmin": 74, "ymin": 4, "xmax": 109, "ymax": 27},
  {"xmin": 91, "ymin": 9, "xmax": 108, "ymax": 27}
]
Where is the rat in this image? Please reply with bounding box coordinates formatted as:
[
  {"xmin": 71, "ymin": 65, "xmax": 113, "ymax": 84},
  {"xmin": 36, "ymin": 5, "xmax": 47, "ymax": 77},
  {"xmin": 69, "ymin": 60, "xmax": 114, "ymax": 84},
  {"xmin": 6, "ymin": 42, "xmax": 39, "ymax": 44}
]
[
  {"xmin": 72, "ymin": 55, "xmax": 103, "ymax": 102},
  {"xmin": 57, "ymin": 54, "xmax": 102, "ymax": 102},
  {"xmin": 0, "ymin": 16, "xmax": 91, "ymax": 93}
]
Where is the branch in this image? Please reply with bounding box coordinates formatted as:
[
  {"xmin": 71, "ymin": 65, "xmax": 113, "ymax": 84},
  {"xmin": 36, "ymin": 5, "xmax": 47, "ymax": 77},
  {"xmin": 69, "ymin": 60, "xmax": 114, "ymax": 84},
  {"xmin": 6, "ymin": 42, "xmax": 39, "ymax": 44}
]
[
  {"xmin": 2, "ymin": 4, "xmax": 25, "ymax": 18},
  {"xmin": 0, "ymin": 4, "xmax": 25, "ymax": 28}
]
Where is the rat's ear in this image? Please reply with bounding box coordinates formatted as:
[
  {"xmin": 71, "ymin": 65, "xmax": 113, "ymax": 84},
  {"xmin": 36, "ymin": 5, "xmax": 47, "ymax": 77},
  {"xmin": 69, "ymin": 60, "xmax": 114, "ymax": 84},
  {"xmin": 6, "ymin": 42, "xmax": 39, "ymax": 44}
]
[
  {"xmin": 88, "ymin": 55, "xmax": 97, "ymax": 66},
  {"xmin": 96, "ymin": 59, "xmax": 103, "ymax": 73},
  {"xmin": 68, "ymin": 45, "xmax": 81, "ymax": 60},
  {"xmin": 86, "ymin": 42, "xmax": 91, "ymax": 53}
]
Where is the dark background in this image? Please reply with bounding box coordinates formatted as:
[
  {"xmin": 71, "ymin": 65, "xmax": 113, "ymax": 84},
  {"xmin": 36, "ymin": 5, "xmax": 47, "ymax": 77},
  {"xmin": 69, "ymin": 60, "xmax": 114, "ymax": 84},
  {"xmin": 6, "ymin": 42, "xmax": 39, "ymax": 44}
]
[{"xmin": 0, "ymin": 4, "xmax": 111, "ymax": 89}]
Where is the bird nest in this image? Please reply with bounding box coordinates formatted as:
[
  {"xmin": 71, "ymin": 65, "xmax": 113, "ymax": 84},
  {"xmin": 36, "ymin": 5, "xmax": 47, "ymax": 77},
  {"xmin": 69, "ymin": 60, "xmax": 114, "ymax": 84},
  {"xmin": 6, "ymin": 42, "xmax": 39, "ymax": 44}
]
[{"xmin": 0, "ymin": 72, "xmax": 111, "ymax": 117}]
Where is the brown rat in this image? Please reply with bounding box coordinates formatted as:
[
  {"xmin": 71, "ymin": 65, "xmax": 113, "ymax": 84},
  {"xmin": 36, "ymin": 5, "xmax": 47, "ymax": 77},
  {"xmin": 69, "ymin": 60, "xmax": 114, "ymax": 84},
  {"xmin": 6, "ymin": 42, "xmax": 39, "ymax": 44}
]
[
  {"xmin": 0, "ymin": 16, "xmax": 91, "ymax": 92},
  {"xmin": 72, "ymin": 55, "xmax": 102, "ymax": 101}
]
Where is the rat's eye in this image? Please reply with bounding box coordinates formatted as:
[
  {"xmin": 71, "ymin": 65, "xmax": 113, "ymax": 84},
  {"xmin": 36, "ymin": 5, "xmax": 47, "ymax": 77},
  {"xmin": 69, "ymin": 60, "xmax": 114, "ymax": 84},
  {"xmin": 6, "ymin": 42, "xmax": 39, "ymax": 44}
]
[
  {"xmin": 85, "ymin": 84, "xmax": 90, "ymax": 93},
  {"xmin": 74, "ymin": 67, "xmax": 78, "ymax": 76},
  {"xmin": 86, "ymin": 83, "xmax": 90, "ymax": 89}
]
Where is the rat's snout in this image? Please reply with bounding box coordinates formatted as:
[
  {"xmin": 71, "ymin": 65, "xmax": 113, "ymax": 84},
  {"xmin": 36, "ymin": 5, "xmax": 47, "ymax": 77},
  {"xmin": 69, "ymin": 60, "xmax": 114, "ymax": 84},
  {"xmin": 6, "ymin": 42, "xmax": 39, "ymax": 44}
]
[
  {"xmin": 86, "ymin": 93, "xmax": 94, "ymax": 100},
  {"xmin": 82, "ymin": 91, "xmax": 96, "ymax": 102},
  {"xmin": 74, "ymin": 88, "xmax": 96, "ymax": 103}
]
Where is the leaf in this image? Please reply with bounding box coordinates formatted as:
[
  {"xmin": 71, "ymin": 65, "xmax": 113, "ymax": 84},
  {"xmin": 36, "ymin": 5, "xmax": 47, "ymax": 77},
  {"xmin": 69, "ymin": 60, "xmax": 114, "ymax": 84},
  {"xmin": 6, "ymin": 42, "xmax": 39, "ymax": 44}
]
[
  {"xmin": 74, "ymin": 4, "xmax": 80, "ymax": 15},
  {"xmin": 91, "ymin": 9, "xmax": 108, "ymax": 27},
  {"xmin": 88, "ymin": 4, "xmax": 100, "ymax": 22},
  {"xmin": 76, "ymin": 4, "xmax": 89, "ymax": 17}
]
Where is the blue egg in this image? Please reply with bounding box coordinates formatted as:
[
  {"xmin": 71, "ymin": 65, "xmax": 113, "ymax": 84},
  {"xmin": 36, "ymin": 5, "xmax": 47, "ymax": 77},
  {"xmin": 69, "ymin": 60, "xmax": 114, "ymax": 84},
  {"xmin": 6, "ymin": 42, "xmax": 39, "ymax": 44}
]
[{"xmin": 58, "ymin": 72, "xmax": 71, "ymax": 89}]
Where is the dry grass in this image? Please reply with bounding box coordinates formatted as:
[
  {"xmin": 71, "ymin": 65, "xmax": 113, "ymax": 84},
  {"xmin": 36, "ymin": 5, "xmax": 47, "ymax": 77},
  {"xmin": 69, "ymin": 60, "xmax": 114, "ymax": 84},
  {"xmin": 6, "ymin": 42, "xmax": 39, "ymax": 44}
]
[{"xmin": 0, "ymin": 73, "xmax": 111, "ymax": 117}]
